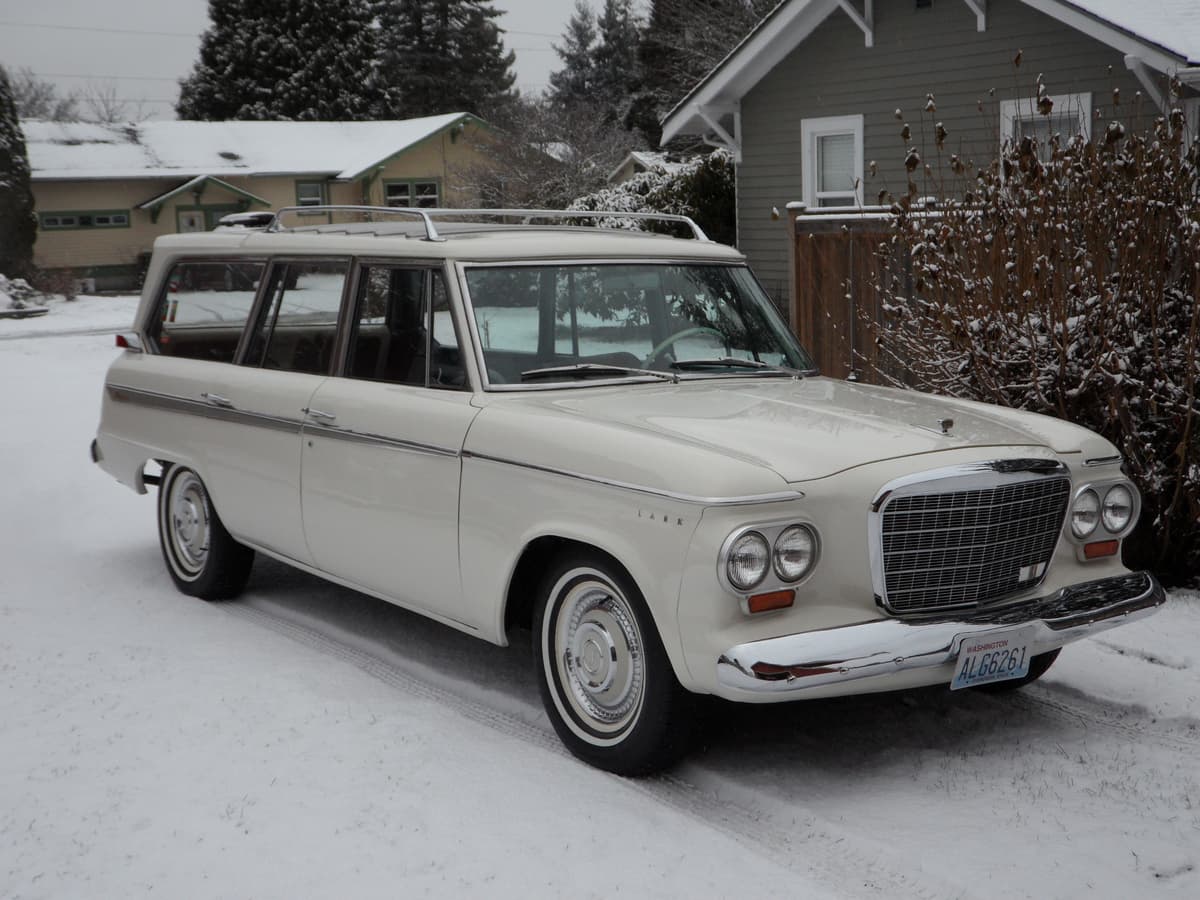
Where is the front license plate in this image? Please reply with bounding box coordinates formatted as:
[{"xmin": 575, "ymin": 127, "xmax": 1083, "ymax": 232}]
[{"xmin": 951, "ymin": 627, "xmax": 1034, "ymax": 690}]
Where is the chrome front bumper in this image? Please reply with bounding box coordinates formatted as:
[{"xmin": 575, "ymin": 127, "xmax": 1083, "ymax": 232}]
[{"xmin": 716, "ymin": 571, "xmax": 1166, "ymax": 695}]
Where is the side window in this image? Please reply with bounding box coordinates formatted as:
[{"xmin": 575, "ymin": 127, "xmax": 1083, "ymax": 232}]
[
  {"xmin": 151, "ymin": 260, "xmax": 264, "ymax": 362},
  {"xmin": 345, "ymin": 266, "xmax": 466, "ymax": 389},
  {"xmin": 243, "ymin": 259, "xmax": 348, "ymax": 374}
]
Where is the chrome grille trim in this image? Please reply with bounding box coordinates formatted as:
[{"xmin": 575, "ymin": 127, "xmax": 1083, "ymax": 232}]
[{"xmin": 868, "ymin": 459, "xmax": 1071, "ymax": 616}]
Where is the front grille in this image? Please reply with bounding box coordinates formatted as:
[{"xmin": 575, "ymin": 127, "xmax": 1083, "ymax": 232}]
[{"xmin": 879, "ymin": 477, "xmax": 1071, "ymax": 614}]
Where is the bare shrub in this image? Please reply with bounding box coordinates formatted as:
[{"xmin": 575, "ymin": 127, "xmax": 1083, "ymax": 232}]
[
  {"xmin": 30, "ymin": 267, "xmax": 79, "ymax": 301},
  {"xmin": 871, "ymin": 94, "xmax": 1200, "ymax": 582}
]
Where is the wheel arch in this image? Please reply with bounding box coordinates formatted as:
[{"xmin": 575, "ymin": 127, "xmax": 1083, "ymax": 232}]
[{"xmin": 503, "ymin": 535, "xmax": 641, "ymax": 637}]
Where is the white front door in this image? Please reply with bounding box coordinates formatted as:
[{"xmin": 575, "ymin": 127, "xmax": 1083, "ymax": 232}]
[{"xmin": 178, "ymin": 210, "xmax": 206, "ymax": 233}]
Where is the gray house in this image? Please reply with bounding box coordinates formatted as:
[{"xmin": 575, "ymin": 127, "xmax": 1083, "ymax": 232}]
[{"xmin": 661, "ymin": 0, "xmax": 1200, "ymax": 304}]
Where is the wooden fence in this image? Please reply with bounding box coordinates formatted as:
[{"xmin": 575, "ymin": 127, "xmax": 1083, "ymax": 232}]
[{"xmin": 787, "ymin": 204, "xmax": 902, "ymax": 382}]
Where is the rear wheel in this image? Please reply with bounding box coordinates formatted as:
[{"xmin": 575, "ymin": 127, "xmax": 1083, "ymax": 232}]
[
  {"xmin": 973, "ymin": 648, "xmax": 1061, "ymax": 693},
  {"xmin": 534, "ymin": 552, "xmax": 695, "ymax": 775},
  {"xmin": 157, "ymin": 464, "xmax": 254, "ymax": 600}
]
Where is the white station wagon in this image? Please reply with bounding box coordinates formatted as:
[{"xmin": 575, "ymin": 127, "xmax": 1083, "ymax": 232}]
[{"xmin": 93, "ymin": 206, "xmax": 1165, "ymax": 774}]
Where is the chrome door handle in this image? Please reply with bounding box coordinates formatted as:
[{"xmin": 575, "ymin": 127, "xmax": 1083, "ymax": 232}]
[
  {"xmin": 301, "ymin": 407, "xmax": 337, "ymax": 422},
  {"xmin": 201, "ymin": 392, "xmax": 233, "ymax": 408}
]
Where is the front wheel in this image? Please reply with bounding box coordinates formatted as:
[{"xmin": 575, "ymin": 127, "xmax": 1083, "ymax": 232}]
[
  {"xmin": 157, "ymin": 464, "xmax": 254, "ymax": 600},
  {"xmin": 534, "ymin": 552, "xmax": 695, "ymax": 775}
]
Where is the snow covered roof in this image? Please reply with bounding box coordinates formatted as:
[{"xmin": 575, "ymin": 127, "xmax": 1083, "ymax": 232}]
[
  {"xmin": 662, "ymin": 0, "xmax": 1200, "ymax": 144},
  {"xmin": 23, "ymin": 113, "xmax": 473, "ymax": 182},
  {"xmin": 1054, "ymin": 0, "xmax": 1200, "ymax": 67},
  {"xmin": 606, "ymin": 151, "xmax": 688, "ymax": 184}
]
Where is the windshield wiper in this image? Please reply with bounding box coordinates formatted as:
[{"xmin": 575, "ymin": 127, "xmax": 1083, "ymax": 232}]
[
  {"xmin": 520, "ymin": 363, "xmax": 678, "ymax": 383},
  {"xmin": 670, "ymin": 357, "xmax": 805, "ymax": 376}
]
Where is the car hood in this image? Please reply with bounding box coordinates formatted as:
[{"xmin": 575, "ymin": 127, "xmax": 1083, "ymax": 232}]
[{"xmin": 489, "ymin": 377, "xmax": 1115, "ymax": 484}]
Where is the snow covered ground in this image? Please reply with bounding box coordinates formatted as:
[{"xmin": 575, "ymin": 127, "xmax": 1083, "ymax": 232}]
[{"xmin": 1, "ymin": 296, "xmax": 1197, "ymax": 899}]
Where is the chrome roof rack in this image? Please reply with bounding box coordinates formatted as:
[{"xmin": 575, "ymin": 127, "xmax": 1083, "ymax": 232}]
[{"xmin": 267, "ymin": 205, "xmax": 710, "ymax": 242}]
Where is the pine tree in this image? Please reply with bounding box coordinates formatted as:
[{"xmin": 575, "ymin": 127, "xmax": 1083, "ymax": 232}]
[
  {"xmin": 547, "ymin": 1, "xmax": 598, "ymax": 110},
  {"xmin": 632, "ymin": 0, "xmax": 775, "ymax": 145},
  {"xmin": 0, "ymin": 67, "xmax": 37, "ymax": 279},
  {"xmin": 592, "ymin": 0, "xmax": 641, "ymax": 126},
  {"xmin": 177, "ymin": 0, "xmax": 392, "ymax": 121},
  {"xmin": 375, "ymin": 1, "xmax": 517, "ymax": 119}
]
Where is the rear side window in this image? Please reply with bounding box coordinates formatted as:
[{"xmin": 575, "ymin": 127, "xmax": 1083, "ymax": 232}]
[
  {"xmin": 243, "ymin": 259, "xmax": 349, "ymax": 374},
  {"xmin": 151, "ymin": 260, "xmax": 264, "ymax": 362}
]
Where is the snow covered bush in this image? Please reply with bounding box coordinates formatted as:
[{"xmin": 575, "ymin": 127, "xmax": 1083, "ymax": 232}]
[
  {"xmin": 871, "ymin": 101, "xmax": 1200, "ymax": 582},
  {"xmin": 568, "ymin": 150, "xmax": 736, "ymax": 245},
  {"xmin": 0, "ymin": 274, "xmax": 39, "ymax": 309}
]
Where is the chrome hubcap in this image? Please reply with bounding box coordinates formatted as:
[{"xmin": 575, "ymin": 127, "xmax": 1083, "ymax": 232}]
[
  {"xmin": 555, "ymin": 577, "xmax": 644, "ymax": 733},
  {"xmin": 168, "ymin": 472, "xmax": 210, "ymax": 575}
]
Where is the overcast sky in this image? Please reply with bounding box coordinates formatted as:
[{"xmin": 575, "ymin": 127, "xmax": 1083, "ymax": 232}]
[{"xmin": 0, "ymin": 0, "xmax": 610, "ymax": 120}]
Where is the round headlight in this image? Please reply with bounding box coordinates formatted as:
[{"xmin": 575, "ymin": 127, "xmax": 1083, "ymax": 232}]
[
  {"xmin": 773, "ymin": 525, "xmax": 817, "ymax": 582},
  {"xmin": 727, "ymin": 531, "xmax": 770, "ymax": 591},
  {"xmin": 1070, "ymin": 488, "xmax": 1101, "ymax": 538},
  {"xmin": 1102, "ymin": 484, "xmax": 1135, "ymax": 534}
]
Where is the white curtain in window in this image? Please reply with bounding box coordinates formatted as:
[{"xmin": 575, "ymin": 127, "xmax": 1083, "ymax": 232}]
[{"xmin": 817, "ymin": 133, "xmax": 855, "ymax": 194}]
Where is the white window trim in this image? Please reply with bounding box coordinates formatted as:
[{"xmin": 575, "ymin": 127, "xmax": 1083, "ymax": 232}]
[
  {"xmin": 1184, "ymin": 97, "xmax": 1200, "ymax": 140},
  {"xmin": 999, "ymin": 92, "xmax": 1093, "ymax": 144},
  {"xmin": 800, "ymin": 114, "xmax": 864, "ymax": 209}
]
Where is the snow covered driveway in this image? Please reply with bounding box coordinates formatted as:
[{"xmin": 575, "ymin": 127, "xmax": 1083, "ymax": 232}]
[{"xmin": 2, "ymin": 298, "xmax": 1197, "ymax": 899}]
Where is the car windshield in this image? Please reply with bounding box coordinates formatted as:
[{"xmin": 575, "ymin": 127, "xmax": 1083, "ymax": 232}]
[{"xmin": 462, "ymin": 263, "xmax": 815, "ymax": 387}]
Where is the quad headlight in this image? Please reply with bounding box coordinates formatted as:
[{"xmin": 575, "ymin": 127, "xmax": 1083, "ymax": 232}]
[
  {"xmin": 723, "ymin": 523, "xmax": 819, "ymax": 592},
  {"xmin": 773, "ymin": 525, "xmax": 818, "ymax": 582},
  {"xmin": 726, "ymin": 531, "xmax": 771, "ymax": 591},
  {"xmin": 1101, "ymin": 484, "xmax": 1135, "ymax": 534},
  {"xmin": 1070, "ymin": 480, "xmax": 1138, "ymax": 543},
  {"xmin": 1069, "ymin": 488, "xmax": 1101, "ymax": 539}
]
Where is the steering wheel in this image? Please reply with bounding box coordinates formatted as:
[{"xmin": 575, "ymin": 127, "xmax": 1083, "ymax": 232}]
[{"xmin": 645, "ymin": 326, "xmax": 726, "ymax": 366}]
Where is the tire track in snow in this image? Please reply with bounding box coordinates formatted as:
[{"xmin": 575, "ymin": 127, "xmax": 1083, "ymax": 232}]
[
  {"xmin": 226, "ymin": 600, "xmax": 970, "ymax": 900},
  {"xmin": 1008, "ymin": 685, "xmax": 1200, "ymax": 754}
]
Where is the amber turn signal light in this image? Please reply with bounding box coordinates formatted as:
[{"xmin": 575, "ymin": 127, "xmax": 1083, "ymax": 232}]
[
  {"xmin": 1084, "ymin": 540, "xmax": 1119, "ymax": 559},
  {"xmin": 747, "ymin": 589, "xmax": 795, "ymax": 614}
]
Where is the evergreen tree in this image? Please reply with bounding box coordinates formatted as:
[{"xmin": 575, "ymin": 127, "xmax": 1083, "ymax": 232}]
[
  {"xmin": 547, "ymin": 1, "xmax": 598, "ymax": 109},
  {"xmin": 0, "ymin": 67, "xmax": 36, "ymax": 279},
  {"xmin": 592, "ymin": 0, "xmax": 641, "ymax": 126},
  {"xmin": 375, "ymin": 1, "xmax": 517, "ymax": 119},
  {"xmin": 177, "ymin": 0, "xmax": 392, "ymax": 121},
  {"xmin": 632, "ymin": 0, "xmax": 774, "ymax": 145}
]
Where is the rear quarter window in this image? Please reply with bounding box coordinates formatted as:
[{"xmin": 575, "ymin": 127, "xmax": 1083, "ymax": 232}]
[{"xmin": 150, "ymin": 260, "xmax": 265, "ymax": 362}]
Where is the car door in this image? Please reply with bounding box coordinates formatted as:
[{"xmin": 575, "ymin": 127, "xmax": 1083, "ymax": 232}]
[
  {"xmin": 201, "ymin": 257, "xmax": 350, "ymax": 565},
  {"xmin": 132, "ymin": 255, "xmax": 316, "ymax": 562},
  {"xmin": 300, "ymin": 263, "xmax": 481, "ymax": 626}
]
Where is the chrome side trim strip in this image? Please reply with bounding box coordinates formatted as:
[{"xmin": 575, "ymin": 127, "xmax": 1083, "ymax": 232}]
[
  {"xmin": 715, "ymin": 571, "xmax": 1166, "ymax": 696},
  {"xmin": 303, "ymin": 423, "xmax": 460, "ymax": 458},
  {"xmin": 106, "ymin": 384, "xmax": 303, "ymax": 434},
  {"xmin": 462, "ymin": 450, "xmax": 803, "ymax": 506}
]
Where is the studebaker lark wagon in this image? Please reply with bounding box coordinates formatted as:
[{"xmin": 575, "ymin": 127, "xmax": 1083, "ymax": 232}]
[{"xmin": 93, "ymin": 206, "xmax": 1166, "ymax": 774}]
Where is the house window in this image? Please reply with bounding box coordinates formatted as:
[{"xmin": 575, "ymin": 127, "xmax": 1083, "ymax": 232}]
[
  {"xmin": 800, "ymin": 115, "xmax": 864, "ymax": 208},
  {"xmin": 296, "ymin": 181, "xmax": 327, "ymax": 207},
  {"xmin": 39, "ymin": 210, "xmax": 130, "ymax": 230},
  {"xmin": 1000, "ymin": 93, "xmax": 1092, "ymax": 147},
  {"xmin": 385, "ymin": 180, "xmax": 440, "ymax": 208}
]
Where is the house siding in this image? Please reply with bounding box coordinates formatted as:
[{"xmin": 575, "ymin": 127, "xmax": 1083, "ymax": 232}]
[
  {"xmin": 737, "ymin": 0, "xmax": 1153, "ymax": 307},
  {"xmin": 29, "ymin": 120, "xmax": 492, "ymax": 286}
]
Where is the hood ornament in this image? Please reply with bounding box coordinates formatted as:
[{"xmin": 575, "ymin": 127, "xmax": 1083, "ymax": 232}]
[{"xmin": 938, "ymin": 418, "xmax": 954, "ymax": 434}]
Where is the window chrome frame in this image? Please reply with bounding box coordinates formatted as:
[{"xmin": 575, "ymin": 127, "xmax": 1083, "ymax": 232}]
[
  {"xmin": 142, "ymin": 255, "xmax": 271, "ymax": 360},
  {"xmin": 454, "ymin": 258, "xmax": 816, "ymax": 392}
]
